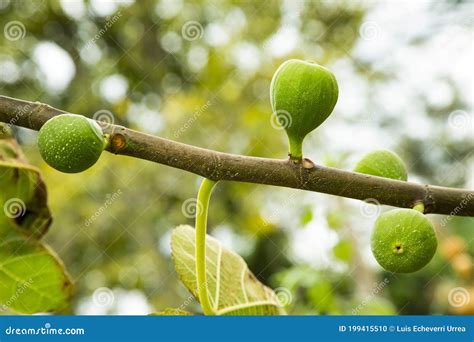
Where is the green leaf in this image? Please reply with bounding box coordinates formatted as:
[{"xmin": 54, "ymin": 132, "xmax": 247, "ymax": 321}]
[
  {"xmin": 171, "ymin": 225, "xmax": 285, "ymax": 315},
  {"xmin": 150, "ymin": 308, "xmax": 193, "ymax": 315},
  {"xmin": 0, "ymin": 129, "xmax": 51, "ymax": 239},
  {"xmin": 0, "ymin": 220, "xmax": 73, "ymax": 313},
  {"xmin": 0, "ymin": 162, "xmax": 51, "ymax": 239},
  {"xmin": 0, "ymin": 131, "xmax": 72, "ymax": 314}
]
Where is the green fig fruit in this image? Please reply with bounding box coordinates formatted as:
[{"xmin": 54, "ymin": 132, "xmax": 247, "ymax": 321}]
[
  {"xmin": 270, "ymin": 59, "xmax": 338, "ymax": 160},
  {"xmin": 371, "ymin": 209, "xmax": 437, "ymax": 273},
  {"xmin": 354, "ymin": 149, "xmax": 408, "ymax": 181},
  {"xmin": 38, "ymin": 114, "xmax": 107, "ymax": 173}
]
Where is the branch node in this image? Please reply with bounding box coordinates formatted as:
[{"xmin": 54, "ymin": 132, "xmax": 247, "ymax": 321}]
[
  {"xmin": 302, "ymin": 158, "xmax": 315, "ymax": 169},
  {"xmin": 423, "ymin": 185, "xmax": 435, "ymax": 213},
  {"xmin": 109, "ymin": 133, "xmax": 126, "ymax": 153},
  {"xmin": 288, "ymin": 153, "xmax": 302, "ymax": 165}
]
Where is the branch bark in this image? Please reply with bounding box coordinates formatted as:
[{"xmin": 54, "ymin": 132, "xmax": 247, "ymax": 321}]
[{"xmin": 1, "ymin": 95, "xmax": 473, "ymax": 217}]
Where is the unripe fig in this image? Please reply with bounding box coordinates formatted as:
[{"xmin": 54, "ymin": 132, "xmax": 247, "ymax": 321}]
[
  {"xmin": 354, "ymin": 150, "xmax": 407, "ymax": 181},
  {"xmin": 270, "ymin": 59, "xmax": 338, "ymax": 160},
  {"xmin": 38, "ymin": 114, "xmax": 107, "ymax": 173},
  {"xmin": 371, "ymin": 209, "xmax": 437, "ymax": 273}
]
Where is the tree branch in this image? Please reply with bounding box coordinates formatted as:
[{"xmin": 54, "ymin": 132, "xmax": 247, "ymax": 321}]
[{"xmin": 0, "ymin": 95, "xmax": 473, "ymax": 217}]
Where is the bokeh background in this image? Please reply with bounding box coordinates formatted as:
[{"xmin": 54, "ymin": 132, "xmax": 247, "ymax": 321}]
[{"xmin": 0, "ymin": 0, "xmax": 473, "ymax": 315}]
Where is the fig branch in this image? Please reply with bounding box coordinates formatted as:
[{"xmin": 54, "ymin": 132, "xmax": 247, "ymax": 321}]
[{"xmin": 0, "ymin": 94, "xmax": 473, "ymax": 217}]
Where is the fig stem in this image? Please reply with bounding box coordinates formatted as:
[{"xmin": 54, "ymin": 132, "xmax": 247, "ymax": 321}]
[
  {"xmin": 413, "ymin": 202, "xmax": 425, "ymax": 213},
  {"xmin": 195, "ymin": 178, "xmax": 218, "ymax": 315},
  {"xmin": 288, "ymin": 135, "xmax": 303, "ymax": 162}
]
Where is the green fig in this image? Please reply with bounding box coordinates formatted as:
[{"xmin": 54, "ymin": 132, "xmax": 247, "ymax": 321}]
[
  {"xmin": 270, "ymin": 59, "xmax": 338, "ymax": 160},
  {"xmin": 354, "ymin": 149, "xmax": 408, "ymax": 181},
  {"xmin": 371, "ymin": 209, "xmax": 437, "ymax": 273},
  {"xmin": 38, "ymin": 114, "xmax": 107, "ymax": 173}
]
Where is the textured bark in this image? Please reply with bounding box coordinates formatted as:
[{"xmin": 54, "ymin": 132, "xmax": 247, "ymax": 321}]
[{"xmin": 1, "ymin": 95, "xmax": 473, "ymax": 217}]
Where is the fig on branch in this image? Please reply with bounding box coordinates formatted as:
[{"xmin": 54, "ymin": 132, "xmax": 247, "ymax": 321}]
[
  {"xmin": 270, "ymin": 59, "xmax": 338, "ymax": 160},
  {"xmin": 371, "ymin": 208, "xmax": 437, "ymax": 273},
  {"xmin": 38, "ymin": 114, "xmax": 107, "ymax": 173},
  {"xmin": 354, "ymin": 149, "xmax": 408, "ymax": 181}
]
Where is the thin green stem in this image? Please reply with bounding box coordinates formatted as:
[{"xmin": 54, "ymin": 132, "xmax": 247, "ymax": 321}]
[
  {"xmin": 195, "ymin": 178, "xmax": 218, "ymax": 315},
  {"xmin": 413, "ymin": 201, "xmax": 425, "ymax": 213},
  {"xmin": 288, "ymin": 135, "xmax": 303, "ymax": 162}
]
